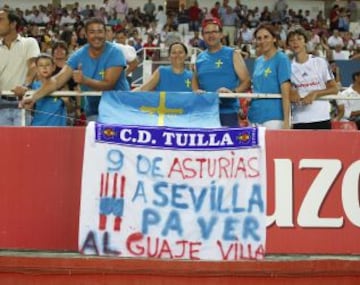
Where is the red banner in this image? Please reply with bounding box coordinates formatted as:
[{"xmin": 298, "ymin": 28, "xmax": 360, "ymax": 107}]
[
  {"xmin": 266, "ymin": 129, "xmax": 360, "ymax": 254},
  {"xmin": 0, "ymin": 128, "xmax": 359, "ymax": 254}
]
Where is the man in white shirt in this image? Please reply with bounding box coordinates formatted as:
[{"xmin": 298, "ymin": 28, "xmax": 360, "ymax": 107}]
[
  {"xmin": 332, "ymin": 44, "xmax": 348, "ymax": 60},
  {"xmin": 115, "ymin": 30, "xmax": 139, "ymax": 87},
  {"xmin": 274, "ymin": 0, "xmax": 287, "ymax": 20},
  {"xmin": 0, "ymin": 7, "xmax": 40, "ymax": 125},
  {"xmin": 328, "ymin": 29, "xmax": 344, "ymax": 49},
  {"xmin": 23, "ymin": 9, "xmax": 34, "ymax": 23},
  {"xmin": 307, "ymin": 30, "xmax": 320, "ymax": 53},
  {"xmin": 112, "ymin": 0, "xmax": 128, "ymax": 21},
  {"xmin": 155, "ymin": 5, "xmax": 167, "ymax": 33},
  {"xmin": 237, "ymin": 21, "xmax": 253, "ymax": 44},
  {"xmin": 335, "ymin": 71, "xmax": 360, "ymax": 129},
  {"xmin": 101, "ymin": 0, "xmax": 112, "ymax": 15},
  {"xmin": 32, "ymin": 9, "xmax": 46, "ymax": 25},
  {"xmin": 59, "ymin": 10, "xmax": 76, "ymax": 27},
  {"xmin": 221, "ymin": 6, "xmax": 239, "ymax": 46}
]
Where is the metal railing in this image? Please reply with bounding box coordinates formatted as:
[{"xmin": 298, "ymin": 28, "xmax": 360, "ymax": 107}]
[
  {"xmin": 1, "ymin": 89, "xmax": 356, "ymax": 127},
  {"xmin": 1, "ymin": 90, "xmax": 353, "ymax": 100}
]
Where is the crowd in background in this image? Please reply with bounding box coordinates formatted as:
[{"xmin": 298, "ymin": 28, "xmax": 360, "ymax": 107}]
[
  {"xmin": 1, "ymin": 0, "xmax": 360, "ymax": 128},
  {"xmin": 3, "ymin": 0, "xmax": 360, "ymax": 60}
]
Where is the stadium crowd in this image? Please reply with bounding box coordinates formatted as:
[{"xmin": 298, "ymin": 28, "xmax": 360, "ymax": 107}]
[
  {"xmin": 2, "ymin": 0, "xmax": 359, "ymax": 59},
  {"xmin": 1, "ymin": 0, "xmax": 360, "ymax": 128}
]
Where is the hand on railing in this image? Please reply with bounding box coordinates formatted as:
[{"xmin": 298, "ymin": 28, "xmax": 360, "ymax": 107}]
[
  {"xmin": 217, "ymin": 87, "xmax": 233, "ymax": 93},
  {"xmin": 11, "ymin": 85, "xmax": 28, "ymax": 99},
  {"xmin": 301, "ymin": 91, "xmax": 318, "ymax": 105},
  {"xmin": 19, "ymin": 93, "xmax": 36, "ymax": 110},
  {"xmin": 290, "ymin": 89, "xmax": 302, "ymax": 104}
]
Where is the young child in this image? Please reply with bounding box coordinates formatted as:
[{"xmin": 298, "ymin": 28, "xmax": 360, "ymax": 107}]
[{"xmin": 30, "ymin": 54, "xmax": 69, "ymax": 126}]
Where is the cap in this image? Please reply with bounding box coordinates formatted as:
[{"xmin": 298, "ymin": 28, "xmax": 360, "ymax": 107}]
[{"xmin": 201, "ymin": 17, "xmax": 222, "ymax": 30}]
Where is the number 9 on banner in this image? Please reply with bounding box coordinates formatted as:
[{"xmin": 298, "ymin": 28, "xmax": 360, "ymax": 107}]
[{"xmin": 107, "ymin": 149, "xmax": 124, "ymax": 172}]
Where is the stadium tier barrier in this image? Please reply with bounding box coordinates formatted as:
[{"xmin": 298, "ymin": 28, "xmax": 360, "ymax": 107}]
[{"xmin": 0, "ymin": 90, "xmax": 357, "ymax": 126}]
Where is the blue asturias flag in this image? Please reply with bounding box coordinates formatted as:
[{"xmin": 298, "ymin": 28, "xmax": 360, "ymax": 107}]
[{"xmin": 98, "ymin": 91, "xmax": 221, "ymax": 128}]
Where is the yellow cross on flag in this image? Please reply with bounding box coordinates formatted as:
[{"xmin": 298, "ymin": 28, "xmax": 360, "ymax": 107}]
[{"xmin": 140, "ymin": 92, "xmax": 183, "ymax": 126}]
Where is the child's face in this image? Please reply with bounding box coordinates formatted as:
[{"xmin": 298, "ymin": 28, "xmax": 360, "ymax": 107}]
[{"xmin": 36, "ymin": 58, "xmax": 55, "ymax": 79}]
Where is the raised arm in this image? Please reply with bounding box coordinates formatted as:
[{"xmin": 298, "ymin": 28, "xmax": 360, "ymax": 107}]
[
  {"xmin": 232, "ymin": 50, "xmax": 251, "ymax": 93},
  {"xmin": 20, "ymin": 65, "xmax": 73, "ymax": 109},
  {"xmin": 24, "ymin": 57, "xmax": 38, "ymax": 86},
  {"xmin": 126, "ymin": 58, "xmax": 139, "ymax": 76},
  {"xmin": 133, "ymin": 68, "xmax": 160, "ymax": 91}
]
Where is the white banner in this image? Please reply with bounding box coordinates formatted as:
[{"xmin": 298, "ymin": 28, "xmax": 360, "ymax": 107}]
[{"xmin": 79, "ymin": 123, "xmax": 267, "ymax": 260}]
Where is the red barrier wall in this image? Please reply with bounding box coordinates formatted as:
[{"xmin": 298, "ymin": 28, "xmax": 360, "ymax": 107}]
[
  {"xmin": 0, "ymin": 127, "xmax": 84, "ymax": 250},
  {"xmin": 0, "ymin": 254, "xmax": 359, "ymax": 285},
  {"xmin": 0, "ymin": 127, "xmax": 359, "ymax": 254}
]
